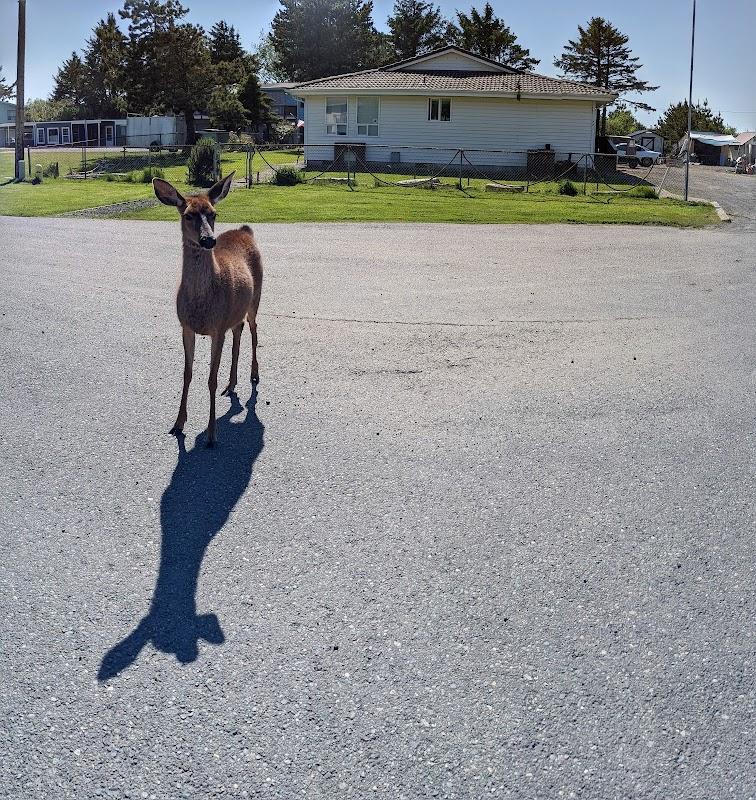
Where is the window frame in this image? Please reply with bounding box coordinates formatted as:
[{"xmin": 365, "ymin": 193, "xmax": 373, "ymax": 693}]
[
  {"xmin": 427, "ymin": 97, "xmax": 452, "ymax": 123},
  {"xmin": 356, "ymin": 95, "xmax": 380, "ymax": 137},
  {"xmin": 36, "ymin": 126, "xmax": 45, "ymax": 145},
  {"xmin": 325, "ymin": 95, "xmax": 348, "ymax": 136},
  {"xmin": 46, "ymin": 127, "xmax": 60, "ymax": 146},
  {"xmin": 61, "ymin": 126, "xmax": 71, "ymax": 145}
]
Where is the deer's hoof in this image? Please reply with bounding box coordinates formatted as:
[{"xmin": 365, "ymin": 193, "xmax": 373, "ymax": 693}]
[
  {"xmin": 169, "ymin": 425, "xmax": 184, "ymax": 436},
  {"xmin": 221, "ymin": 384, "xmax": 236, "ymax": 396}
]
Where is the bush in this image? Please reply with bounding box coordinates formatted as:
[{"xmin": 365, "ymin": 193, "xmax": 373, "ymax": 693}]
[
  {"xmin": 42, "ymin": 162, "xmax": 59, "ymax": 178},
  {"xmin": 271, "ymin": 166, "xmax": 303, "ymax": 186},
  {"xmin": 558, "ymin": 179, "xmax": 578, "ymax": 196},
  {"xmin": 632, "ymin": 185, "xmax": 658, "ymax": 199},
  {"xmin": 186, "ymin": 137, "xmax": 218, "ymax": 187}
]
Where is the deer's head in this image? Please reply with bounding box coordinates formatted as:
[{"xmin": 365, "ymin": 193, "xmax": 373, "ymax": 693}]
[{"xmin": 153, "ymin": 173, "xmax": 235, "ymax": 250}]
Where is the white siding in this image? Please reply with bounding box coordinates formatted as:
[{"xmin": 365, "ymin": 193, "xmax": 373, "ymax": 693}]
[
  {"xmin": 304, "ymin": 94, "xmax": 596, "ymax": 165},
  {"xmin": 401, "ymin": 51, "xmax": 500, "ymax": 72}
]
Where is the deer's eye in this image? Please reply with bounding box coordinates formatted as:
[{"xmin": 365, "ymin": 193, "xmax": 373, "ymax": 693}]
[{"xmin": 184, "ymin": 213, "xmax": 194, "ymax": 221}]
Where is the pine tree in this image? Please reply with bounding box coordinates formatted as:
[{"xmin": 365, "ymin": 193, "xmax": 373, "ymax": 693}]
[
  {"xmin": 209, "ymin": 21, "xmax": 246, "ymax": 64},
  {"xmin": 269, "ymin": 0, "xmax": 383, "ymax": 81},
  {"xmin": 119, "ymin": 1, "xmax": 213, "ymax": 143},
  {"xmin": 450, "ymin": 3, "xmax": 538, "ymax": 70},
  {"xmin": 0, "ymin": 66, "xmax": 15, "ymax": 101},
  {"xmin": 656, "ymin": 99, "xmax": 735, "ymax": 149},
  {"xmin": 387, "ymin": 0, "xmax": 449, "ymax": 60},
  {"xmin": 51, "ymin": 52, "xmax": 89, "ymax": 116},
  {"xmin": 82, "ymin": 14, "xmax": 128, "ymax": 118},
  {"xmin": 238, "ymin": 71, "xmax": 274, "ymax": 128},
  {"xmin": 208, "ymin": 86, "xmax": 249, "ymax": 132},
  {"xmin": 554, "ymin": 17, "xmax": 657, "ymax": 136}
]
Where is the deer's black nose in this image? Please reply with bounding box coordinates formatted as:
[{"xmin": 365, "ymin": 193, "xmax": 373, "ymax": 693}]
[{"xmin": 199, "ymin": 236, "xmax": 216, "ymax": 250}]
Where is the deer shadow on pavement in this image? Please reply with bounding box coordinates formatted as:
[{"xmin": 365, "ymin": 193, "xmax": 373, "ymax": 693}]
[{"xmin": 98, "ymin": 390, "xmax": 264, "ymax": 680}]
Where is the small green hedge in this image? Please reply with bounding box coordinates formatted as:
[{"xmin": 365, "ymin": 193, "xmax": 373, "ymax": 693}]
[{"xmin": 271, "ymin": 166, "xmax": 303, "ymax": 186}]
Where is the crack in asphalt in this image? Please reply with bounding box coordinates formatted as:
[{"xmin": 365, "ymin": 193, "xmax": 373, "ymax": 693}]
[{"xmin": 259, "ymin": 311, "xmax": 660, "ymax": 327}]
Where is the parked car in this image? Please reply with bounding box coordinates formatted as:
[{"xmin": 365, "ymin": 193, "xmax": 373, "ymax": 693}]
[{"xmin": 613, "ymin": 142, "xmax": 661, "ymax": 168}]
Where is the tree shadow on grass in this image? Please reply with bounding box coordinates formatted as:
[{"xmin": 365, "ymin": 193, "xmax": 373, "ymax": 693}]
[{"xmin": 98, "ymin": 390, "xmax": 264, "ymax": 680}]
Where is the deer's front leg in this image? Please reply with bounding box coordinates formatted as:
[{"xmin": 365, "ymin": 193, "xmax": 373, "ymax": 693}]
[
  {"xmin": 206, "ymin": 331, "xmax": 225, "ymax": 446},
  {"xmin": 170, "ymin": 326, "xmax": 195, "ymax": 435},
  {"xmin": 221, "ymin": 322, "xmax": 243, "ymax": 396}
]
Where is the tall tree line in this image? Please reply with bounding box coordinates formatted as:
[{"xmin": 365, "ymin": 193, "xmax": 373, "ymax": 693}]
[{"xmin": 38, "ymin": 0, "xmax": 733, "ymax": 142}]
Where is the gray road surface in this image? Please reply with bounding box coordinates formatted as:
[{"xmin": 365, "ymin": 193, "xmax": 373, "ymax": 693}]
[
  {"xmin": 0, "ymin": 217, "xmax": 754, "ymax": 800},
  {"xmin": 682, "ymin": 164, "xmax": 756, "ymax": 232}
]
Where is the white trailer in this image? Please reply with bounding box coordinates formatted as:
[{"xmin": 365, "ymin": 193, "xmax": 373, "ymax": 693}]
[{"xmin": 125, "ymin": 115, "xmax": 187, "ymax": 148}]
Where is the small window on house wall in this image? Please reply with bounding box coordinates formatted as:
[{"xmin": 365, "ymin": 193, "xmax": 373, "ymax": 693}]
[
  {"xmin": 61, "ymin": 127, "xmax": 71, "ymax": 145},
  {"xmin": 356, "ymin": 96, "xmax": 379, "ymax": 136},
  {"xmin": 326, "ymin": 96, "xmax": 347, "ymax": 135},
  {"xmin": 36, "ymin": 127, "xmax": 45, "ymax": 145},
  {"xmin": 428, "ymin": 97, "xmax": 451, "ymax": 122}
]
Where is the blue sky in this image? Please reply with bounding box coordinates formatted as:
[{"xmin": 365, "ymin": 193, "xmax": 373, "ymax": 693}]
[{"xmin": 1, "ymin": 0, "xmax": 753, "ymax": 131}]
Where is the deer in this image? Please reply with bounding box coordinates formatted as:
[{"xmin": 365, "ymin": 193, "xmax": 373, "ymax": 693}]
[{"xmin": 153, "ymin": 172, "xmax": 263, "ymax": 446}]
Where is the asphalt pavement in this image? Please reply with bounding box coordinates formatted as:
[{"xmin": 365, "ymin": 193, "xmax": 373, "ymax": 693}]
[{"xmin": 1, "ymin": 216, "xmax": 754, "ymax": 799}]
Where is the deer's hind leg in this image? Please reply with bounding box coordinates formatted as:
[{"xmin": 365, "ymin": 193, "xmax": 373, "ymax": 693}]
[
  {"xmin": 222, "ymin": 322, "xmax": 244, "ymax": 396},
  {"xmin": 248, "ymin": 286, "xmax": 261, "ymax": 384}
]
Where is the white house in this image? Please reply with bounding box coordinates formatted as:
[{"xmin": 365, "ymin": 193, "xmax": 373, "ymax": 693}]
[{"xmin": 292, "ymin": 46, "xmax": 616, "ymax": 171}]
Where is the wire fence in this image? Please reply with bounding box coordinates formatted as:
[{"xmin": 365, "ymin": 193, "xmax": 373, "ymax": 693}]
[
  {"xmin": 0, "ymin": 140, "xmax": 729, "ymax": 207},
  {"xmin": 297, "ymin": 144, "xmax": 669, "ymax": 197}
]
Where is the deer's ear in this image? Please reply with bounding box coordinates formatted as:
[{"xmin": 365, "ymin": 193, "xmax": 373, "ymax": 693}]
[
  {"xmin": 208, "ymin": 172, "xmax": 234, "ymax": 205},
  {"xmin": 153, "ymin": 178, "xmax": 185, "ymax": 209}
]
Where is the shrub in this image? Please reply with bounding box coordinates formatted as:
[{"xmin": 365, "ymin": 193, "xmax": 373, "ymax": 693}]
[
  {"xmin": 271, "ymin": 166, "xmax": 303, "ymax": 186},
  {"xmin": 558, "ymin": 179, "xmax": 578, "ymax": 196},
  {"xmin": 632, "ymin": 185, "xmax": 658, "ymax": 199},
  {"xmin": 186, "ymin": 137, "xmax": 218, "ymax": 187},
  {"xmin": 42, "ymin": 162, "xmax": 59, "ymax": 178}
]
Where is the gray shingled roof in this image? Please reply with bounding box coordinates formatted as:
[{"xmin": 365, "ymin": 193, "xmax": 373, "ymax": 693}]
[{"xmin": 294, "ymin": 68, "xmax": 611, "ymax": 99}]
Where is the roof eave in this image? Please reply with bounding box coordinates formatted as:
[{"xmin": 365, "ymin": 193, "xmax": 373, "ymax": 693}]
[{"xmin": 292, "ymin": 87, "xmax": 615, "ymax": 102}]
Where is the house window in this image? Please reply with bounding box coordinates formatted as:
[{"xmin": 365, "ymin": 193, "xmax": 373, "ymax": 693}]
[
  {"xmin": 428, "ymin": 97, "xmax": 451, "ymax": 122},
  {"xmin": 47, "ymin": 128, "xmax": 60, "ymax": 146},
  {"xmin": 36, "ymin": 127, "xmax": 45, "ymax": 145},
  {"xmin": 326, "ymin": 96, "xmax": 347, "ymax": 135},
  {"xmin": 61, "ymin": 127, "xmax": 70, "ymax": 145},
  {"xmin": 356, "ymin": 96, "xmax": 379, "ymax": 136}
]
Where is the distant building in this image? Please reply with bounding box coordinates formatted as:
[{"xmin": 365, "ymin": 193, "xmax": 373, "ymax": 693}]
[
  {"xmin": 0, "ymin": 101, "xmax": 16, "ymax": 124},
  {"xmin": 678, "ymin": 131, "xmax": 740, "ymax": 166},
  {"xmin": 0, "ymin": 112, "xmax": 224, "ymax": 149},
  {"xmin": 262, "ymin": 83, "xmax": 304, "ymax": 143},
  {"xmin": 629, "ymin": 129, "xmax": 665, "ymax": 154}
]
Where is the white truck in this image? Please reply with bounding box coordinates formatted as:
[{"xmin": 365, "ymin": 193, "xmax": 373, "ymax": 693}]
[{"xmin": 613, "ymin": 140, "xmax": 661, "ymax": 168}]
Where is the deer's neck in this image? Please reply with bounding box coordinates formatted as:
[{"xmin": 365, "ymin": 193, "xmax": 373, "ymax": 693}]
[{"xmin": 180, "ymin": 241, "xmax": 216, "ymax": 296}]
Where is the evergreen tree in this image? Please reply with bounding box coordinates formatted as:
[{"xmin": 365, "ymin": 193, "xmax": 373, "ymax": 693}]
[
  {"xmin": 387, "ymin": 0, "xmax": 449, "ymax": 60},
  {"xmin": 209, "ymin": 21, "xmax": 246, "ymax": 64},
  {"xmin": 606, "ymin": 103, "xmax": 642, "ymax": 136},
  {"xmin": 0, "ymin": 66, "xmax": 15, "ymax": 101},
  {"xmin": 51, "ymin": 52, "xmax": 89, "ymax": 116},
  {"xmin": 82, "ymin": 14, "xmax": 128, "ymax": 118},
  {"xmin": 554, "ymin": 17, "xmax": 657, "ymax": 136},
  {"xmin": 208, "ymin": 86, "xmax": 249, "ymax": 132},
  {"xmin": 450, "ymin": 3, "xmax": 538, "ymax": 70},
  {"xmin": 238, "ymin": 71, "xmax": 274, "ymax": 128},
  {"xmin": 656, "ymin": 99, "xmax": 735, "ymax": 149},
  {"xmin": 269, "ymin": 0, "xmax": 383, "ymax": 81},
  {"xmin": 119, "ymin": 1, "xmax": 212, "ymax": 143}
]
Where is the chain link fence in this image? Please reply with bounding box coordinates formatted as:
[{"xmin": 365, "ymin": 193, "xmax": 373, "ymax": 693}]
[
  {"xmin": 296, "ymin": 144, "xmax": 670, "ymax": 198},
  {"xmin": 3, "ymin": 140, "xmax": 728, "ymax": 210}
]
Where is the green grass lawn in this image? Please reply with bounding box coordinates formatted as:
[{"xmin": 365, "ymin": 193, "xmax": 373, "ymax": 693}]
[
  {"xmin": 118, "ymin": 182, "xmax": 718, "ymax": 227},
  {"xmin": 1, "ymin": 173, "xmax": 718, "ymax": 227}
]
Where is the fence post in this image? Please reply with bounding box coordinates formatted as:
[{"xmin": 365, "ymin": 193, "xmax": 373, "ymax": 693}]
[
  {"xmin": 26, "ymin": 146, "xmax": 30, "ymax": 177},
  {"xmin": 83, "ymin": 141, "xmax": 87, "ymax": 180},
  {"xmin": 583, "ymin": 154, "xmax": 588, "ymax": 195},
  {"xmin": 458, "ymin": 149, "xmax": 463, "ymax": 190},
  {"xmin": 122, "ymin": 145, "xmax": 127, "ymax": 172}
]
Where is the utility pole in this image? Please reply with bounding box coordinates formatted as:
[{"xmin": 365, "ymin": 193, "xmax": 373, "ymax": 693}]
[
  {"xmin": 14, "ymin": 0, "xmax": 26, "ymax": 181},
  {"xmin": 684, "ymin": 0, "xmax": 696, "ymax": 202}
]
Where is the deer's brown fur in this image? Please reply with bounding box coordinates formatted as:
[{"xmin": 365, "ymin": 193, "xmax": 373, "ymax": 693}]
[{"xmin": 154, "ymin": 172, "xmax": 263, "ymax": 445}]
